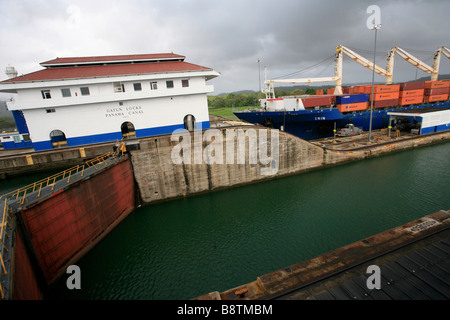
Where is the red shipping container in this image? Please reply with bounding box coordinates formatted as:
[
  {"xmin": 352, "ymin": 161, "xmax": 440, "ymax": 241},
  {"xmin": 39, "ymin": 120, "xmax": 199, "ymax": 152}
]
[
  {"xmin": 327, "ymin": 88, "xmax": 335, "ymax": 95},
  {"xmin": 424, "ymin": 80, "xmax": 450, "ymax": 89},
  {"xmin": 372, "ymin": 91, "xmax": 400, "ymax": 101},
  {"xmin": 398, "ymin": 96, "xmax": 423, "ymax": 105},
  {"xmin": 399, "ymin": 81, "xmax": 425, "ymax": 90},
  {"xmin": 424, "ymin": 94, "xmax": 449, "ymax": 103},
  {"xmin": 374, "ymin": 84, "xmax": 400, "ymax": 93},
  {"xmin": 399, "ymin": 89, "xmax": 424, "ymax": 97},
  {"xmin": 301, "ymin": 96, "xmax": 334, "ymax": 108},
  {"xmin": 372, "ymin": 99, "xmax": 398, "ymax": 108},
  {"xmin": 361, "ymin": 85, "xmax": 374, "ymax": 94},
  {"xmin": 424, "ymin": 87, "xmax": 449, "ymax": 96},
  {"xmin": 316, "ymin": 89, "xmax": 324, "ymax": 95},
  {"xmin": 337, "ymin": 101, "xmax": 368, "ymax": 112}
]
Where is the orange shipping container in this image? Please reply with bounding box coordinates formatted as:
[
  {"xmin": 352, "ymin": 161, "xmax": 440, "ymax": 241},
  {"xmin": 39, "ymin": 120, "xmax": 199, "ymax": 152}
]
[
  {"xmin": 316, "ymin": 89, "xmax": 324, "ymax": 95},
  {"xmin": 399, "ymin": 89, "xmax": 424, "ymax": 97},
  {"xmin": 424, "ymin": 94, "xmax": 449, "ymax": 103},
  {"xmin": 374, "ymin": 84, "xmax": 400, "ymax": 93},
  {"xmin": 336, "ymin": 101, "xmax": 368, "ymax": 112},
  {"xmin": 327, "ymin": 88, "xmax": 334, "ymax": 95},
  {"xmin": 424, "ymin": 80, "xmax": 450, "ymax": 89},
  {"xmin": 372, "ymin": 91, "xmax": 400, "ymax": 101},
  {"xmin": 398, "ymin": 96, "xmax": 423, "ymax": 105}
]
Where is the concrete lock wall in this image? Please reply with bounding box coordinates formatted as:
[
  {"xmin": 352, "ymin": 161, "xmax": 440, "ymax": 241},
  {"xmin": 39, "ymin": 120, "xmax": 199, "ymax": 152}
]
[
  {"xmin": 130, "ymin": 127, "xmax": 450, "ymax": 205},
  {"xmin": 130, "ymin": 127, "xmax": 325, "ymax": 205}
]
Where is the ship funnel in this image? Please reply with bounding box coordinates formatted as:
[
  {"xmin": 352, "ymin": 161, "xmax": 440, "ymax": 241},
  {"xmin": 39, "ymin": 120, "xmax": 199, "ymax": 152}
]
[{"xmin": 5, "ymin": 66, "xmax": 18, "ymax": 79}]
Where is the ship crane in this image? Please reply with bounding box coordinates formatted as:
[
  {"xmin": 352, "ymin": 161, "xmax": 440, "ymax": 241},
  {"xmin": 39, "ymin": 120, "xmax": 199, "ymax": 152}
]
[
  {"xmin": 262, "ymin": 45, "xmax": 450, "ymax": 99},
  {"xmin": 387, "ymin": 47, "xmax": 440, "ymax": 81},
  {"xmin": 441, "ymin": 46, "xmax": 450, "ymax": 59},
  {"xmin": 334, "ymin": 45, "xmax": 390, "ymax": 94}
]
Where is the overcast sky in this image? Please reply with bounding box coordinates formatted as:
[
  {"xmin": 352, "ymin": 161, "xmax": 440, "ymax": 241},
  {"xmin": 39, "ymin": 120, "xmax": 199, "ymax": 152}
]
[{"xmin": 1, "ymin": 0, "xmax": 449, "ymax": 97}]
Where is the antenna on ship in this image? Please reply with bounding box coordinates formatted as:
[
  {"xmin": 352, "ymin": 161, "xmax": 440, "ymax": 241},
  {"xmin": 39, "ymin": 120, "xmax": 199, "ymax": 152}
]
[{"xmin": 5, "ymin": 66, "xmax": 18, "ymax": 79}]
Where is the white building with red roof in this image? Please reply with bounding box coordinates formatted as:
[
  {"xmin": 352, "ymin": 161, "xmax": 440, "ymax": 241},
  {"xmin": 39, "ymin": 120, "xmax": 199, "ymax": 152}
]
[{"xmin": 0, "ymin": 53, "xmax": 219, "ymax": 151}]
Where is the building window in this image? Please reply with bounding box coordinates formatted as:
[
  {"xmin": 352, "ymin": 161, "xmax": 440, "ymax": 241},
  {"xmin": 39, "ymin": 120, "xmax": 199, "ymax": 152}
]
[
  {"xmin": 166, "ymin": 80, "xmax": 174, "ymax": 89},
  {"xmin": 133, "ymin": 83, "xmax": 142, "ymax": 91},
  {"xmin": 182, "ymin": 79, "xmax": 189, "ymax": 88},
  {"xmin": 150, "ymin": 81, "xmax": 158, "ymax": 90},
  {"xmin": 61, "ymin": 88, "xmax": 71, "ymax": 97},
  {"xmin": 114, "ymin": 82, "xmax": 125, "ymax": 93},
  {"xmin": 46, "ymin": 108, "xmax": 55, "ymax": 113},
  {"xmin": 80, "ymin": 87, "xmax": 90, "ymax": 96},
  {"xmin": 41, "ymin": 90, "xmax": 51, "ymax": 99}
]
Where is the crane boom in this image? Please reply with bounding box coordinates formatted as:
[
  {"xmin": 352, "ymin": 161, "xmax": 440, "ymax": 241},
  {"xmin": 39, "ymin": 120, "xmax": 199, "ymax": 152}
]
[
  {"xmin": 336, "ymin": 45, "xmax": 389, "ymax": 76},
  {"xmin": 265, "ymin": 77, "xmax": 339, "ymax": 84},
  {"xmin": 334, "ymin": 45, "xmax": 391, "ymax": 94},
  {"xmin": 441, "ymin": 46, "xmax": 450, "ymax": 59},
  {"xmin": 389, "ymin": 47, "xmax": 434, "ymax": 73}
]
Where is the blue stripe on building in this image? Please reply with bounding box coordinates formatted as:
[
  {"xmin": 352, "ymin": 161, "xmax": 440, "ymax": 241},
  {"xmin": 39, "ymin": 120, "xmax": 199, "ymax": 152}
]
[{"xmin": 32, "ymin": 121, "xmax": 211, "ymax": 151}]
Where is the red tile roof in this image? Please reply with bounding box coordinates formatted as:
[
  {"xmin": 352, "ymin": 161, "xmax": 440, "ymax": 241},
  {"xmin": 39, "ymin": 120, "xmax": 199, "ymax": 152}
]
[
  {"xmin": 2, "ymin": 61, "xmax": 213, "ymax": 83},
  {"xmin": 40, "ymin": 53, "xmax": 185, "ymax": 66}
]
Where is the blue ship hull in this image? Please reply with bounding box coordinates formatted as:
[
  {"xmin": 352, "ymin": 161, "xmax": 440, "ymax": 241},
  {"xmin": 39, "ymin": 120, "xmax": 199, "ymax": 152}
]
[{"xmin": 233, "ymin": 102, "xmax": 450, "ymax": 140}]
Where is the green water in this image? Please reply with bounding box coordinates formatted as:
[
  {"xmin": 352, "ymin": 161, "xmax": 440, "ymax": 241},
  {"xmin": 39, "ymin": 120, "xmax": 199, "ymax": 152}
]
[{"xmin": 4, "ymin": 142, "xmax": 449, "ymax": 300}]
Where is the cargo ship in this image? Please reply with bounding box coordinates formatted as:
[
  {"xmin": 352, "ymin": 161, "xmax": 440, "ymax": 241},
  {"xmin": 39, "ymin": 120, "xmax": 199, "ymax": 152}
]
[
  {"xmin": 234, "ymin": 45, "xmax": 450, "ymax": 139},
  {"xmin": 233, "ymin": 80, "xmax": 450, "ymax": 140}
]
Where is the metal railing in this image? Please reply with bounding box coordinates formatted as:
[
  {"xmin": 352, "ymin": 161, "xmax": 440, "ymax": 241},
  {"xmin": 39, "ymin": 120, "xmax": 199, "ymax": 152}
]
[
  {"xmin": 0, "ymin": 199, "xmax": 12, "ymax": 299},
  {"xmin": 0, "ymin": 142, "xmax": 126, "ymax": 206},
  {"xmin": 0, "ymin": 141, "xmax": 126, "ymax": 299}
]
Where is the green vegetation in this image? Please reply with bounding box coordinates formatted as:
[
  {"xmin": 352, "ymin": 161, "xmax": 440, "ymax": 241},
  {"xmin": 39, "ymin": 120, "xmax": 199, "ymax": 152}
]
[{"xmin": 207, "ymin": 87, "xmax": 317, "ymax": 119}]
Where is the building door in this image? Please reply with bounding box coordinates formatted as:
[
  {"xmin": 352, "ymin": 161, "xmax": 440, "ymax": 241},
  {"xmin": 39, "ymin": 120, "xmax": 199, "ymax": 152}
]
[
  {"xmin": 121, "ymin": 122, "xmax": 136, "ymax": 139},
  {"xmin": 184, "ymin": 114, "xmax": 196, "ymax": 132},
  {"xmin": 50, "ymin": 130, "xmax": 68, "ymax": 148}
]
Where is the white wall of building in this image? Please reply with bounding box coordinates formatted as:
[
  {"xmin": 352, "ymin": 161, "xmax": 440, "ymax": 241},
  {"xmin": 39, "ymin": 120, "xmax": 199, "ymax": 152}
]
[{"xmin": 3, "ymin": 69, "xmax": 217, "ymax": 150}]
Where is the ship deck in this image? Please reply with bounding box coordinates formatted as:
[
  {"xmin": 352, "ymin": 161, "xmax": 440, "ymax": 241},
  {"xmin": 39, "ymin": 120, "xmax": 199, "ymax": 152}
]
[{"xmin": 309, "ymin": 128, "xmax": 446, "ymax": 151}]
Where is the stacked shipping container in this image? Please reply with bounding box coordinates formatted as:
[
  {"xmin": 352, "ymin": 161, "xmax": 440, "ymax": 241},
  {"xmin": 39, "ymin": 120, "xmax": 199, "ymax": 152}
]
[
  {"xmin": 398, "ymin": 81, "xmax": 425, "ymax": 106},
  {"xmin": 335, "ymin": 94, "xmax": 369, "ymax": 112},
  {"xmin": 286, "ymin": 80, "xmax": 448, "ymax": 112},
  {"xmin": 424, "ymin": 80, "xmax": 450, "ymax": 103},
  {"xmin": 370, "ymin": 84, "xmax": 400, "ymax": 109}
]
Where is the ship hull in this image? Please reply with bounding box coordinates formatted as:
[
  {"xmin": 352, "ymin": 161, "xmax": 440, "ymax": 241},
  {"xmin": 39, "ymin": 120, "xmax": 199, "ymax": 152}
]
[{"xmin": 234, "ymin": 102, "xmax": 450, "ymax": 140}]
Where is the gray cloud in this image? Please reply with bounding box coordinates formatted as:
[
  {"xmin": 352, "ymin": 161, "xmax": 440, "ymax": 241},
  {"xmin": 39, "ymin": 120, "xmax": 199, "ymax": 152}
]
[{"xmin": 0, "ymin": 0, "xmax": 449, "ymax": 97}]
